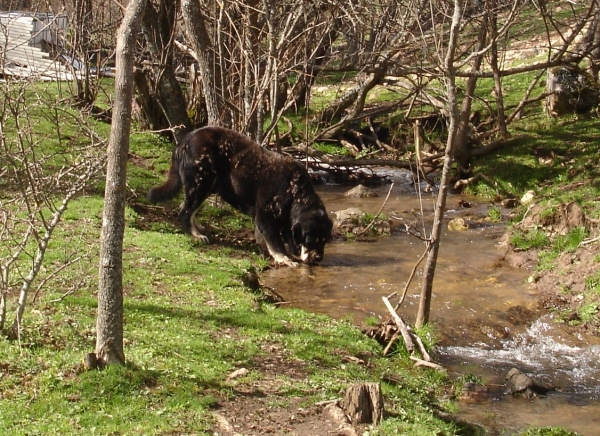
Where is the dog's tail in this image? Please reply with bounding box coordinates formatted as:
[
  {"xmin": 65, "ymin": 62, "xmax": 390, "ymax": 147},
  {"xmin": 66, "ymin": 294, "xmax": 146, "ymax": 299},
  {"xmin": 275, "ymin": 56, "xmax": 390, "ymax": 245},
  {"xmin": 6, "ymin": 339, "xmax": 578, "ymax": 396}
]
[{"xmin": 146, "ymin": 146, "xmax": 182, "ymax": 203}]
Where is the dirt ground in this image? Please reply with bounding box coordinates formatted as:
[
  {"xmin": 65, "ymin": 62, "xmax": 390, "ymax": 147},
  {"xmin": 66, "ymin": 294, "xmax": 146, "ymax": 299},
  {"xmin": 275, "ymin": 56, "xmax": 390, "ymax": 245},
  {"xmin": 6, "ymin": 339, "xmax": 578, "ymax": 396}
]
[{"xmin": 209, "ymin": 342, "xmax": 371, "ymax": 436}]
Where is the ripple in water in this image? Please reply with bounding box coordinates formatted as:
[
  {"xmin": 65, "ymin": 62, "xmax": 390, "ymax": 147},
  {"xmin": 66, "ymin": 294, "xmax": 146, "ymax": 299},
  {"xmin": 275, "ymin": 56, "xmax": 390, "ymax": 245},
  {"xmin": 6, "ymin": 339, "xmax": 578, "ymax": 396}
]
[{"xmin": 439, "ymin": 315, "xmax": 600, "ymax": 396}]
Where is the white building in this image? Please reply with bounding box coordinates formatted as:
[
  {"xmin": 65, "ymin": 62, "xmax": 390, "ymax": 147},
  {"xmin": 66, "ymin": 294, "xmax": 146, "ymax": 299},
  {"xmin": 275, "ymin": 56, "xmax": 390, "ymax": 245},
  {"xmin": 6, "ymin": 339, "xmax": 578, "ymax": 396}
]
[{"xmin": 0, "ymin": 12, "xmax": 72, "ymax": 80}]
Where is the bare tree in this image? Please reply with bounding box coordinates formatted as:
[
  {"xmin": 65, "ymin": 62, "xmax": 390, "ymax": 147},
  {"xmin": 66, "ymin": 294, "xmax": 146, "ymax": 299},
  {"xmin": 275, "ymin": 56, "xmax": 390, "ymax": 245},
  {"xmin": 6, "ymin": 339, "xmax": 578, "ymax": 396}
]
[
  {"xmin": 73, "ymin": 0, "xmax": 94, "ymax": 106},
  {"xmin": 415, "ymin": 0, "xmax": 463, "ymax": 328},
  {"xmin": 95, "ymin": 0, "xmax": 147, "ymax": 367},
  {"xmin": 0, "ymin": 71, "xmax": 104, "ymax": 340},
  {"xmin": 136, "ymin": 0, "xmax": 191, "ymax": 143},
  {"xmin": 180, "ymin": 0, "xmax": 225, "ymax": 127}
]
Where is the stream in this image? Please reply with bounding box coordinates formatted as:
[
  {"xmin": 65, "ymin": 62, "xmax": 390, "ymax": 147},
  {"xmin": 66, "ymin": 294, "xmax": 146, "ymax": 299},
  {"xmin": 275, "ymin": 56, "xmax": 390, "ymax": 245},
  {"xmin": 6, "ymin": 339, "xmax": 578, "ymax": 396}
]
[{"xmin": 260, "ymin": 169, "xmax": 600, "ymax": 435}]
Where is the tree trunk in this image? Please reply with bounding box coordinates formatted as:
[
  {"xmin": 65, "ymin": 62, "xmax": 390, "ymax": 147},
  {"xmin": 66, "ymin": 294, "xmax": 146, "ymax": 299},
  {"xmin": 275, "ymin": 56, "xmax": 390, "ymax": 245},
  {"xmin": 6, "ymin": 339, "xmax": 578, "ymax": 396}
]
[
  {"xmin": 343, "ymin": 383, "xmax": 384, "ymax": 425},
  {"xmin": 137, "ymin": 0, "xmax": 191, "ymax": 144},
  {"xmin": 317, "ymin": 69, "xmax": 386, "ymax": 139},
  {"xmin": 181, "ymin": 0, "xmax": 227, "ymax": 127},
  {"xmin": 489, "ymin": 2, "xmax": 508, "ymax": 138},
  {"xmin": 73, "ymin": 0, "xmax": 94, "ymax": 107},
  {"xmin": 453, "ymin": 14, "xmax": 487, "ymax": 180},
  {"xmin": 416, "ymin": 0, "xmax": 463, "ymax": 329},
  {"xmin": 96, "ymin": 0, "xmax": 147, "ymax": 367}
]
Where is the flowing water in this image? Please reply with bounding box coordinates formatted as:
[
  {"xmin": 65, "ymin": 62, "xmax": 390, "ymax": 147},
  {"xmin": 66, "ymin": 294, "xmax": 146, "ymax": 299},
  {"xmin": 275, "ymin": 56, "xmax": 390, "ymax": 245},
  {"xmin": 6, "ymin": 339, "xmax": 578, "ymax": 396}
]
[{"xmin": 260, "ymin": 169, "xmax": 600, "ymax": 435}]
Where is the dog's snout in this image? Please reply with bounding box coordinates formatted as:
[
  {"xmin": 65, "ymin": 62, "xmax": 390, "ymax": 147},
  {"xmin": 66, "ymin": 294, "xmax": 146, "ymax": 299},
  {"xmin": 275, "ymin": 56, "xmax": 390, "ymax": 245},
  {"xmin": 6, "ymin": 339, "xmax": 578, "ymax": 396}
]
[{"xmin": 303, "ymin": 251, "xmax": 323, "ymax": 264}]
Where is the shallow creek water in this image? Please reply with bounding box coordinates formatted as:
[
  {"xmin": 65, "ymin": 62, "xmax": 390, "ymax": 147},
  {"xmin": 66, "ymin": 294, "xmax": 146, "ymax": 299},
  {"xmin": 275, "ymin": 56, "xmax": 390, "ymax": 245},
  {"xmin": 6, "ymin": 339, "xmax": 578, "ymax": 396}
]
[{"xmin": 260, "ymin": 170, "xmax": 600, "ymax": 435}]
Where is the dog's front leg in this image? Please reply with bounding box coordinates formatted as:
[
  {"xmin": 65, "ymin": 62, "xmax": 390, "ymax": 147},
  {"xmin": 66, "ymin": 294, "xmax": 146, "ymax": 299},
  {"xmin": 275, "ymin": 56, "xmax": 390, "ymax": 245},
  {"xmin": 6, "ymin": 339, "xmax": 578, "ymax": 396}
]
[{"xmin": 255, "ymin": 218, "xmax": 297, "ymax": 267}]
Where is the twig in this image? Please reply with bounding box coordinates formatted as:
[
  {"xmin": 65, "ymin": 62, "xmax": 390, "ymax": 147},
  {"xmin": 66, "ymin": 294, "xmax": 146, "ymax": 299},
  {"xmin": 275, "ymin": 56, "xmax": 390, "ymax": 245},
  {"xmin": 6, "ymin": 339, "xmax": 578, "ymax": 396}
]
[
  {"xmin": 580, "ymin": 235, "xmax": 600, "ymax": 247},
  {"xmin": 394, "ymin": 243, "xmax": 429, "ymax": 310},
  {"xmin": 410, "ymin": 356, "xmax": 444, "ymax": 370},
  {"xmin": 382, "ymin": 329, "xmax": 400, "ymax": 356},
  {"xmin": 32, "ymin": 255, "xmax": 86, "ymax": 303},
  {"xmin": 47, "ymin": 289, "xmax": 78, "ymax": 303},
  {"xmin": 315, "ymin": 398, "xmax": 340, "ymax": 407},
  {"xmin": 355, "ymin": 182, "xmax": 394, "ymax": 237},
  {"xmin": 138, "ymin": 124, "xmax": 186, "ymax": 135},
  {"xmin": 514, "ymin": 204, "xmax": 534, "ymax": 227},
  {"xmin": 411, "ymin": 331, "xmax": 431, "ymax": 362}
]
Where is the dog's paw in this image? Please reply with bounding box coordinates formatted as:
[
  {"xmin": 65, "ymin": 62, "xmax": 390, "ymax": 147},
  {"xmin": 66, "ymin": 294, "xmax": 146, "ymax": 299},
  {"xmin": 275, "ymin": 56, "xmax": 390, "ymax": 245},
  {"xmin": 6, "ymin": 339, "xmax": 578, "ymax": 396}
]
[
  {"xmin": 272, "ymin": 253, "xmax": 298, "ymax": 267},
  {"xmin": 190, "ymin": 229, "xmax": 209, "ymax": 244}
]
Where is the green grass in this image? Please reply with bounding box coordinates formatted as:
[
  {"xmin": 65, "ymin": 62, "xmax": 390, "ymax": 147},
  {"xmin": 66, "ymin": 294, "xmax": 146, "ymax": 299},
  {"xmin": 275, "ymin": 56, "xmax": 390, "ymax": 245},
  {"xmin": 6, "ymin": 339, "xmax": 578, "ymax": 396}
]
[
  {"xmin": 487, "ymin": 206, "xmax": 502, "ymax": 222},
  {"xmin": 509, "ymin": 228, "xmax": 549, "ymax": 251},
  {"xmin": 0, "ymin": 82, "xmax": 466, "ymax": 436},
  {"xmin": 468, "ymin": 114, "xmax": 600, "ymax": 200},
  {"xmin": 313, "ymin": 141, "xmax": 353, "ymax": 156},
  {"xmin": 0, "ymin": 214, "xmax": 463, "ymax": 434},
  {"xmin": 519, "ymin": 428, "xmax": 580, "ymax": 436}
]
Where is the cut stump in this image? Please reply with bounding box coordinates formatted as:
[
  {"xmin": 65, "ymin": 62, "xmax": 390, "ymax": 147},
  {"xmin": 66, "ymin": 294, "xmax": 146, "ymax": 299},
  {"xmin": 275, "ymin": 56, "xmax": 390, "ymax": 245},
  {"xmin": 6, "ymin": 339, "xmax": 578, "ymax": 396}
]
[{"xmin": 343, "ymin": 382, "xmax": 384, "ymax": 424}]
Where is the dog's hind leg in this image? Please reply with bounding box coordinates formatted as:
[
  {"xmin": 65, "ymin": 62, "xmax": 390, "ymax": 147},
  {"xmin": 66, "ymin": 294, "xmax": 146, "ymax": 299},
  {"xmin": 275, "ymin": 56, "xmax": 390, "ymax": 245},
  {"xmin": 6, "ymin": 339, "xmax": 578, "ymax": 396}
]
[
  {"xmin": 178, "ymin": 169, "xmax": 216, "ymax": 244},
  {"xmin": 179, "ymin": 201, "xmax": 209, "ymax": 243}
]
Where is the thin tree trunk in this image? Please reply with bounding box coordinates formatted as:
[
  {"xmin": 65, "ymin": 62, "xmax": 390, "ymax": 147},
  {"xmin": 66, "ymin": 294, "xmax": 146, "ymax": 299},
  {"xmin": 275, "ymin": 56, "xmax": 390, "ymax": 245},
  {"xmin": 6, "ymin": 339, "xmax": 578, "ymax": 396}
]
[
  {"xmin": 138, "ymin": 0, "xmax": 191, "ymax": 144},
  {"xmin": 415, "ymin": 0, "xmax": 463, "ymax": 329},
  {"xmin": 453, "ymin": 14, "xmax": 487, "ymax": 179},
  {"xmin": 181, "ymin": 0, "xmax": 225, "ymax": 126},
  {"xmin": 9, "ymin": 197, "xmax": 74, "ymax": 339},
  {"xmin": 96, "ymin": 0, "xmax": 147, "ymax": 367},
  {"xmin": 489, "ymin": 2, "xmax": 508, "ymax": 138},
  {"xmin": 74, "ymin": 0, "xmax": 94, "ymax": 107}
]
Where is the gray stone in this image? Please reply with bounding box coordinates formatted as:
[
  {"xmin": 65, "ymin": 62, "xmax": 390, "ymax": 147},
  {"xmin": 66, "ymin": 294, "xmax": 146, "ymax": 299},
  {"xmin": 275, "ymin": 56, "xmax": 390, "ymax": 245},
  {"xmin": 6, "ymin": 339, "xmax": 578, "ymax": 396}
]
[{"xmin": 344, "ymin": 184, "xmax": 379, "ymax": 198}]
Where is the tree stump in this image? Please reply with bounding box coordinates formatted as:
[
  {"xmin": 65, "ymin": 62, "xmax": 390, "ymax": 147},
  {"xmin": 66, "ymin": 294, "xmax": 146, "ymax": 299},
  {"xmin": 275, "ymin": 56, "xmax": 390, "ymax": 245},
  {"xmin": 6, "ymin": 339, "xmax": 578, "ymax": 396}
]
[
  {"xmin": 545, "ymin": 65, "xmax": 600, "ymax": 116},
  {"xmin": 343, "ymin": 382, "xmax": 384, "ymax": 424}
]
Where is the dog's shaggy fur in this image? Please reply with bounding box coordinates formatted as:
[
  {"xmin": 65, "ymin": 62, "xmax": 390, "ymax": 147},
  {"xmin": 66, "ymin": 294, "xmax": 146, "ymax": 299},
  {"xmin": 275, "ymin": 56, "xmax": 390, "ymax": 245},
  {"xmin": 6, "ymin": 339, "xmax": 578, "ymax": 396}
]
[{"xmin": 147, "ymin": 126, "xmax": 333, "ymax": 266}]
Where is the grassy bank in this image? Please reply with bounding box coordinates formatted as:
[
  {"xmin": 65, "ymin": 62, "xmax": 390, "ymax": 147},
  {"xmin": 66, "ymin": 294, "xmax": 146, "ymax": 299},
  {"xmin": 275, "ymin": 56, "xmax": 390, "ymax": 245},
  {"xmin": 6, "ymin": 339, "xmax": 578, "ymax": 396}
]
[
  {"xmin": 0, "ymin": 194, "xmax": 467, "ymax": 435},
  {"xmin": 0, "ymin": 104, "xmax": 471, "ymax": 435},
  {"xmin": 469, "ymin": 112, "xmax": 600, "ymax": 334},
  {"xmin": 2, "ymin": 71, "xmax": 595, "ymax": 435}
]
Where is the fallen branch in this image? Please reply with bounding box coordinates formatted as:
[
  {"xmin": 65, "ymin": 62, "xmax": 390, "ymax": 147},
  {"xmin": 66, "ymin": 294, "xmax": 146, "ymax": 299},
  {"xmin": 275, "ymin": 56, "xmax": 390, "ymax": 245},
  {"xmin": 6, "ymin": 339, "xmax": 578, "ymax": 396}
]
[
  {"xmin": 367, "ymin": 117, "xmax": 396, "ymax": 153},
  {"xmin": 580, "ymin": 235, "xmax": 600, "ymax": 247},
  {"xmin": 382, "ymin": 296, "xmax": 414, "ymax": 354},
  {"xmin": 452, "ymin": 173, "xmax": 495, "ymax": 190},
  {"xmin": 410, "ymin": 356, "xmax": 444, "ymax": 370},
  {"xmin": 411, "ymin": 331, "xmax": 432, "ymax": 362}
]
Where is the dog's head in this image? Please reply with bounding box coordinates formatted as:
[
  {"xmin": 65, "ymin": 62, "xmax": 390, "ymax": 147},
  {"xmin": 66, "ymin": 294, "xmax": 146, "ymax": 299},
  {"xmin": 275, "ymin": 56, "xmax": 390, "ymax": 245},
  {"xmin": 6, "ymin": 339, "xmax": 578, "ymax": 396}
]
[{"xmin": 291, "ymin": 209, "xmax": 333, "ymax": 264}]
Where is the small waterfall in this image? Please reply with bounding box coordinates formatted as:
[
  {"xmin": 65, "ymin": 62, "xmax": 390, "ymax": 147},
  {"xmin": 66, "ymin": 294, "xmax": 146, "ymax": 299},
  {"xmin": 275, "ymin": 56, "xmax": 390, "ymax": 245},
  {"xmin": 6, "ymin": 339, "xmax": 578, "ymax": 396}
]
[{"xmin": 439, "ymin": 315, "xmax": 600, "ymax": 396}]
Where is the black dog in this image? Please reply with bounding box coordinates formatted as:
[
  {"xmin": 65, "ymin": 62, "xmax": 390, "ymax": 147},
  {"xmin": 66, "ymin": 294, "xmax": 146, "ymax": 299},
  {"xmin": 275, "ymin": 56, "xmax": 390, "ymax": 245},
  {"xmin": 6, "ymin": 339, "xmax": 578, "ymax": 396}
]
[{"xmin": 147, "ymin": 126, "xmax": 333, "ymax": 266}]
